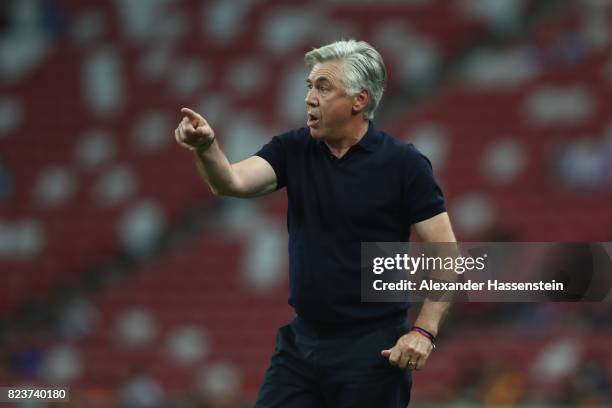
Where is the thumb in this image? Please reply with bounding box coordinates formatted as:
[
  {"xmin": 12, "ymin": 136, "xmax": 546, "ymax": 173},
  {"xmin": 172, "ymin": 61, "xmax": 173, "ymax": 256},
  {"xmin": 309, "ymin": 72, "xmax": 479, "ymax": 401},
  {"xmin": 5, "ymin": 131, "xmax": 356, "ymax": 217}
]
[{"xmin": 381, "ymin": 349, "xmax": 391, "ymax": 358}]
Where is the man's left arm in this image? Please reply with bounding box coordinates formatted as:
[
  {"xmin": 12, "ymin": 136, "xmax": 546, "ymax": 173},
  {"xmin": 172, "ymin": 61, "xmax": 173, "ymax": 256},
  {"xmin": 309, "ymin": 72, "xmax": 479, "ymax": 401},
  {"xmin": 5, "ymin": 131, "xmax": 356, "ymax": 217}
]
[{"xmin": 381, "ymin": 211, "xmax": 456, "ymax": 370}]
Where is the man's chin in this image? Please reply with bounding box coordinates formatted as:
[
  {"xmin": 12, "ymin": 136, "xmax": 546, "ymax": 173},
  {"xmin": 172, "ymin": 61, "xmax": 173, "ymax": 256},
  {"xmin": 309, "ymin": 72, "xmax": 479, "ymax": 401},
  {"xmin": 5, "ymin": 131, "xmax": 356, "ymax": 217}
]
[{"xmin": 308, "ymin": 127, "xmax": 323, "ymax": 139}]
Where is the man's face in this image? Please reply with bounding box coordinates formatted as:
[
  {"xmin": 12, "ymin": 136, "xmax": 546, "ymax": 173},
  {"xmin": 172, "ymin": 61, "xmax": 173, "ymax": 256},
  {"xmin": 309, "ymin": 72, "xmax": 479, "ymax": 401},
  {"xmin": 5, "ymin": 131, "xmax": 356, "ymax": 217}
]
[{"xmin": 305, "ymin": 61, "xmax": 355, "ymax": 140}]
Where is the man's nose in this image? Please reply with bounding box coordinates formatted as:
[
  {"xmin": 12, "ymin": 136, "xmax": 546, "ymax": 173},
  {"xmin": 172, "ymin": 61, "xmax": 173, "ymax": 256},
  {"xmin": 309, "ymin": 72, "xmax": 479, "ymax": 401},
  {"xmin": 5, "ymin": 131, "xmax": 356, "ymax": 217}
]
[{"xmin": 305, "ymin": 89, "xmax": 317, "ymax": 106}]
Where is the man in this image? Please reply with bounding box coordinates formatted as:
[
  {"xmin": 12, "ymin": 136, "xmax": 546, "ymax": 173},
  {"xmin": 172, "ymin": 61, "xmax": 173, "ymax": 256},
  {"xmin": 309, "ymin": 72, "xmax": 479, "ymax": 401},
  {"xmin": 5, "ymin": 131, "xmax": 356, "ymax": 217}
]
[{"xmin": 174, "ymin": 40, "xmax": 456, "ymax": 407}]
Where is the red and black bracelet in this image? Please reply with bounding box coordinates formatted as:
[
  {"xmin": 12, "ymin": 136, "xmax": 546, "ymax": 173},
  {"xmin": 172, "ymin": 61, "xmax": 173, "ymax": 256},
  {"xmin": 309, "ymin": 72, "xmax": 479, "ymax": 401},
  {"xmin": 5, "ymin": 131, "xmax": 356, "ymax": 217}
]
[{"xmin": 411, "ymin": 326, "xmax": 437, "ymax": 348}]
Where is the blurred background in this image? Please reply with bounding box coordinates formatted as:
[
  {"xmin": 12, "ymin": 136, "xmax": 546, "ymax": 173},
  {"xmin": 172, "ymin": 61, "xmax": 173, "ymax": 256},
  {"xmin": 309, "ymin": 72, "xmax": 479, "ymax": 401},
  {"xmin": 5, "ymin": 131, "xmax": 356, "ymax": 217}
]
[{"xmin": 1, "ymin": 0, "xmax": 612, "ymax": 406}]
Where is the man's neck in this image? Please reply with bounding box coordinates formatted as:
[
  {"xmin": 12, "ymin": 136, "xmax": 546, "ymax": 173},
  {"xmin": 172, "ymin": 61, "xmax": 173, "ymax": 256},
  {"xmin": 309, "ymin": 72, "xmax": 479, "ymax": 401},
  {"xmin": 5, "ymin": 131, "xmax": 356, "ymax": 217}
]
[{"xmin": 324, "ymin": 120, "xmax": 369, "ymax": 159}]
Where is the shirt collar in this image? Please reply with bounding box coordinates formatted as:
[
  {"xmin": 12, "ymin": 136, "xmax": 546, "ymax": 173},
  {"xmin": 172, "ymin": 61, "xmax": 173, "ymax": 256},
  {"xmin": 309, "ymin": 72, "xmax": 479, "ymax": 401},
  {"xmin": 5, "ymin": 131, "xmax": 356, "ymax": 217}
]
[
  {"xmin": 356, "ymin": 121, "xmax": 379, "ymax": 152},
  {"xmin": 315, "ymin": 121, "xmax": 380, "ymax": 153}
]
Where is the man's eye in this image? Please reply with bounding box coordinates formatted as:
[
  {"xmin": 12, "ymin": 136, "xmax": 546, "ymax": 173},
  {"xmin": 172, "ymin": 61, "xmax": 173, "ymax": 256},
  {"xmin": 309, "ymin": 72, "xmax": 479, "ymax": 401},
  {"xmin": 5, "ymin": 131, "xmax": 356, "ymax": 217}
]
[{"xmin": 307, "ymin": 84, "xmax": 313, "ymax": 90}]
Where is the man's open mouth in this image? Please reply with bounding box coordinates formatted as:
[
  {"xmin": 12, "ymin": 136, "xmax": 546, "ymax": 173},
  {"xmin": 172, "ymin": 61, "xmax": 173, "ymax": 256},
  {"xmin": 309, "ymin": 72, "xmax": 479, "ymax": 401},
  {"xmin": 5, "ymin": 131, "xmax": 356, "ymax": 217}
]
[{"xmin": 307, "ymin": 113, "xmax": 319, "ymax": 127}]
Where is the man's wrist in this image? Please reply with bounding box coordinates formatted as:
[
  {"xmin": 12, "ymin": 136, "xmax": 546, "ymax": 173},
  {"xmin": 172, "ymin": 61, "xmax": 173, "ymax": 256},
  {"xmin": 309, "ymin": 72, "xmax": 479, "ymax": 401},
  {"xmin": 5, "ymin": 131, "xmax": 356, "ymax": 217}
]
[
  {"xmin": 411, "ymin": 326, "xmax": 437, "ymax": 348},
  {"xmin": 194, "ymin": 135, "xmax": 216, "ymax": 155},
  {"xmin": 412, "ymin": 321, "xmax": 438, "ymax": 337}
]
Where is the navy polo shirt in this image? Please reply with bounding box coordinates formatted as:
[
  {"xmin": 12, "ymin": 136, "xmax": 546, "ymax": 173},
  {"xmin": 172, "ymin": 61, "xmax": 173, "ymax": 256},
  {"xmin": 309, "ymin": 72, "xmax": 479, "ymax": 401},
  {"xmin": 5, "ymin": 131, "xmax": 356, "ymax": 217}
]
[{"xmin": 255, "ymin": 122, "xmax": 445, "ymax": 328}]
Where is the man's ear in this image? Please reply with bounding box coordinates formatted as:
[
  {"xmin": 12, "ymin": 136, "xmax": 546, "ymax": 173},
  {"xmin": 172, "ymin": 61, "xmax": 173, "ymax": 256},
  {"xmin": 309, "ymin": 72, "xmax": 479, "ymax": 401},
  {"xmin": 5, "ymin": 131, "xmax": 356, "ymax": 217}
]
[{"xmin": 352, "ymin": 89, "xmax": 369, "ymax": 115}]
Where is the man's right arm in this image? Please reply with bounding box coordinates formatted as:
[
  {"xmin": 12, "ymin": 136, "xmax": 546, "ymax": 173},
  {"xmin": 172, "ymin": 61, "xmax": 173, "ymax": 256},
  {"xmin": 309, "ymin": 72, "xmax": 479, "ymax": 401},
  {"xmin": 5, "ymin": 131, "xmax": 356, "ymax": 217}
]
[{"xmin": 175, "ymin": 107, "xmax": 277, "ymax": 198}]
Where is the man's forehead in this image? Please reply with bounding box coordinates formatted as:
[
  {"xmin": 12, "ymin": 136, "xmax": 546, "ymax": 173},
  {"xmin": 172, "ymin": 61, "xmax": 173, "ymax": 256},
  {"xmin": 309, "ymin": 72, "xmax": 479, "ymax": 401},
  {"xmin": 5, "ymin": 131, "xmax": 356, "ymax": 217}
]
[{"xmin": 307, "ymin": 61, "xmax": 344, "ymax": 82}]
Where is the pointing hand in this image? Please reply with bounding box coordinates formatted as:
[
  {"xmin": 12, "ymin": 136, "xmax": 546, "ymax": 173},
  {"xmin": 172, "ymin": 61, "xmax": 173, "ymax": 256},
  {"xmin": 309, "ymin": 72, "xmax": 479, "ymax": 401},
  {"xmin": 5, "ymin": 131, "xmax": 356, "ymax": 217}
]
[{"xmin": 174, "ymin": 107, "xmax": 215, "ymax": 151}]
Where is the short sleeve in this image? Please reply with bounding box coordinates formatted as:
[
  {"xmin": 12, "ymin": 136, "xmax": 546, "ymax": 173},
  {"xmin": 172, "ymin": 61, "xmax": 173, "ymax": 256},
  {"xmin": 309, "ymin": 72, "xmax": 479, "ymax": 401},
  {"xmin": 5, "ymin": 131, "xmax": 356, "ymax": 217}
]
[
  {"xmin": 404, "ymin": 147, "xmax": 446, "ymax": 224},
  {"xmin": 254, "ymin": 135, "xmax": 287, "ymax": 190}
]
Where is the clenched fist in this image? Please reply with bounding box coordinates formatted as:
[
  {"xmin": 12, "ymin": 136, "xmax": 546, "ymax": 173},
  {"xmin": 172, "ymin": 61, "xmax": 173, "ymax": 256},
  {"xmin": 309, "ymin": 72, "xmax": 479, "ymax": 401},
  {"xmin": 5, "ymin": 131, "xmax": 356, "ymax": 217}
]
[
  {"xmin": 174, "ymin": 107, "xmax": 215, "ymax": 151},
  {"xmin": 381, "ymin": 330, "xmax": 434, "ymax": 370}
]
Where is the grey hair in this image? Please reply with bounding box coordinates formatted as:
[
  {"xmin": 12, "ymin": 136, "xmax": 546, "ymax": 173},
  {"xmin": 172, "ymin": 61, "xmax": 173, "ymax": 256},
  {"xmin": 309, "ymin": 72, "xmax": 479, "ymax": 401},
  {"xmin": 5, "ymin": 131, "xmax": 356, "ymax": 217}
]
[{"xmin": 304, "ymin": 39, "xmax": 387, "ymax": 120}]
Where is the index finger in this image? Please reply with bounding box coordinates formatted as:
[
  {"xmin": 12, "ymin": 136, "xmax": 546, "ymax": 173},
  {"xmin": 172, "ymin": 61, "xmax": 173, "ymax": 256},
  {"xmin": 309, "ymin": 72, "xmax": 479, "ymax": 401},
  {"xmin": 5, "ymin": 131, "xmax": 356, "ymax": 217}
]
[{"xmin": 180, "ymin": 107, "xmax": 203, "ymax": 124}]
